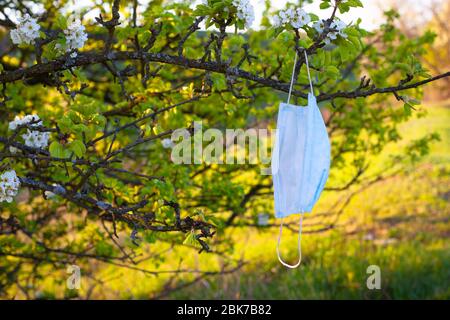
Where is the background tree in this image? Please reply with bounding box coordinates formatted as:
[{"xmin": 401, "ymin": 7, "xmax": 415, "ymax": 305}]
[{"xmin": 376, "ymin": 0, "xmax": 450, "ymax": 99}]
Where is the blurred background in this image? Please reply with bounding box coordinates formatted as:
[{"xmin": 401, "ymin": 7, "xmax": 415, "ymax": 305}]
[
  {"xmin": 86, "ymin": 0, "xmax": 450, "ymax": 299},
  {"xmin": 1, "ymin": 0, "xmax": 448, "ymax": 300}
]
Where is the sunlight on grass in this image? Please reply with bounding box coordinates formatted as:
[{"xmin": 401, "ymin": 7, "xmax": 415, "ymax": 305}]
[
  {"xmin": 34, "ymin": 102, "xmax": 449, "ymax": 299},
  {"xmin": 165, "ymin": 102, "xmax": 450, "ymax": 299}
]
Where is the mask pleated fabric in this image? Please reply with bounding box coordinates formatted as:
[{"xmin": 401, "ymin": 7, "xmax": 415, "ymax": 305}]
[{"xmin": 272, "ymin": 50, "xmax": 331, "ymax": 268}]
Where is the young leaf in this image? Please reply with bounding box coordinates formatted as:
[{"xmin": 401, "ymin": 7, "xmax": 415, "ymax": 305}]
[
  {"xmin": 49, "ymin": 141, "xmax": 68, "ymax": 159},
  {"xmin": 69, "ymin": 140, "xmax": 86, "ymax": 158}
]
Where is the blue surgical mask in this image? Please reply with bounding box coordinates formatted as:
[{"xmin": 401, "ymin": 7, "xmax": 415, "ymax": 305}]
[{"xmin": 271, "ymin": 50, "xmax": 331, "ymax": 268}]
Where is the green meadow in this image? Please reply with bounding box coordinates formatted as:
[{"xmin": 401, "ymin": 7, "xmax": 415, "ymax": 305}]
[
  {"xmin": 67, "ymin": 100, "xmax": 448, "ymax": 300},
  {"xmin": 168, "ymin": 101, "xmax": 450, "ymax": 300}
]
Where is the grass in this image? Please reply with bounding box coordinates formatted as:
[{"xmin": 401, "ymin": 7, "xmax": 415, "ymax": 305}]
[
  {"xmin": 170, "ymin": 239, "xmax": 449, "ymax": 299},
  {"xmin": 32, "ymin": 101, "xmax": 449, "ymax": 300},
  {"xmin": 165, "ymin": 101, "xmax": 450, "ymax": 300}
]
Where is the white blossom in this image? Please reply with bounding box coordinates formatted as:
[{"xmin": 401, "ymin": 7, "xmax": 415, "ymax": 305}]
[
  {"xmin": 44, "ymin": 190, "xmax": 56, "ymax": 199},
  {"xmin": 10, "ymin": 14, "xmax": 40, "ymax": 45},
  {"xmin": 62, "ymin": 18, "xmax": 88, "ymax": 57},
  {"xmin": 10, "ymin": 30, "xmax": 22, "ymax": 44},
  {"xmin": 314, "ymin": 19, "xmax": 347, "ymax": 45},
  {"xmin": 278, "ymin": 11, "xmax": 289, "ymax": 24},
  {"xmin": 44, "ymin": 184, "xmax": 62, "ymax": 199},
  {"xmin": 290, "ymin": 8, "xmax": 311, "ymax": 29},
  {"xmin": 22, "ymin": 129, "xmax": 50, "ymax": 149},
  {"xmin": 161, "ymin": 138, "xmax": 175, "ymax": 149},
  {"xmin": 313, "ymin": 20, "xmax": 326, "ymax": 33},
  {"xmin": 285, "ymin": 8, "xmax": 295, "ymax": 20},
  {"xmin": 232, "ymin": 0, "xmax": 255, "ymax": 29},
  {"xmin": 9, "ymin": 146, "xmax": 19, "ymax": 154},
  {"xmin": 331, "ymin": 19, "xmax": 347, "ymax": 38},
  {"xmin": 272, "ymin": 15, "xmax": 282, "ymax": 28},
  {"xmin": 9, "ymin": 114, "xmax": 41, "ymax": 130},
  {"xmin": 272, "ymin": 7, "xmax": 311, "ymax": 29},
  {"xmin": 0, "ymin": 170, "xmax": 20, "ymax": 203},
  {"xmin": 328, "ymin": 31, "xmax": 338, "ymax": 41},
  {"xmin": 8, "ymin": 114, "xmax": 50, "ymax": 149}
]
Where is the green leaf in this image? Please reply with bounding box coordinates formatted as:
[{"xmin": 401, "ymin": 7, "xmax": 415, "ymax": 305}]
[
  {"xmin": 55, "ymin": 14, "xmax": 68, "ymax": 30},
  {"xmin": 338, "ymin": 5, "xmax": 350, "ymax": 14},
  {"xmin": 395, "ymin": 63, "xmax": 411, "ymax": 72},
  {"xmin": 403, "ymin": 103, "xmax": 413, "ymax": 116},
  {"xmin": 320, "ymin": 2, "xmax": 331, "ymax": 9},
  {"xmin": 144, "ymin": 231, "xmax": 157, "ymax": 244},
  {"xmin": 325, "ymin": 66, "xmax": 340, "ymax": 79},
  {"xmin": 348, "ymin": 36, "xmax": 362, "ymax": 51},
  {"xmin": 345, "ymin": 27, "xmax": 360, "ymax": 37},
  {"xmin": 210, "ymin": 74, "xmax": 226, "ymax": 91},
  {"xmin": 194, "ymin": 4, "xmax": 211, "ymax": 16},
  {"xmin": 49, "ymin": 141, "xmax": 69, "ymax": 159},
  {"xmin": 183, "ymin": 230, "xmax": 198, "ymax": 246},
  {"xmin": 67, "ymin": 110, "xmax": 82, "ymax": 123},
  {"xmin": 92, "ymin": 114, "xmax": 106, "ymax": 127},
  {"xmin": 57, "ymin": 117, "xmax": 73, "ymax": 134},
  {"xmin": 347, "ymin": 0, "xmax": 364, "ymax": 8},
  {"xmin": 69, "ymin": 140, "xmax": 86, "ymax": 158},
  {"xmin": 338, "ymin": 46, "xmax": 350, "ymax": 62},
  {"xmin": 309, "ymin": 13, "xmax": 320, "ymax": 22},
  {"xmin": 95, "ymin": 241, "xmax": 114, "ymax": 256}
]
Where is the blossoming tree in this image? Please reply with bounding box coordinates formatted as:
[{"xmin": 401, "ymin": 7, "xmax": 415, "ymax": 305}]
[{"xmin": 0, "ymin": 0, "xmax": 448, "ymax": 298}]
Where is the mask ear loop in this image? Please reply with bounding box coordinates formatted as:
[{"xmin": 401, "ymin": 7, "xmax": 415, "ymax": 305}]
[
  {"xmin": 286, "ymin": 50, "xmax": 298, "ymax": 105},
  {"xmin": 287, "ymin": 50, "xmax": 314, "ymax": 104},
  {"xmin": 277, "ymin": 214, "xmax": 304, "ymax": 268},
  {"xmin": 303, "ymin": 50, "xmax": 314, "ymax": 96}
]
